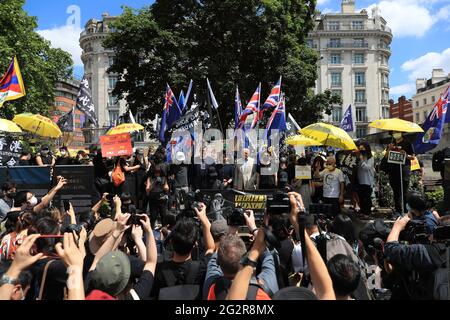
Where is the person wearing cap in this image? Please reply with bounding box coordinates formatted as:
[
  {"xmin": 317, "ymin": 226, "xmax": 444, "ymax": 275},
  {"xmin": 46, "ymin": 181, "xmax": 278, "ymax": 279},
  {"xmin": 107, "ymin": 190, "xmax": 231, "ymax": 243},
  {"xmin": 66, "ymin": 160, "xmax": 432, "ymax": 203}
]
[
  {"xmin": 35, "ymin": 145, "xmax": 55, "ymax": 167},
  {"xmin": 169, "ymin": 151, "xmax": 190, "ymax": 205},
  {"xmin": 86, "ymin": 203, "xmax": 158, "ymax": 300}
]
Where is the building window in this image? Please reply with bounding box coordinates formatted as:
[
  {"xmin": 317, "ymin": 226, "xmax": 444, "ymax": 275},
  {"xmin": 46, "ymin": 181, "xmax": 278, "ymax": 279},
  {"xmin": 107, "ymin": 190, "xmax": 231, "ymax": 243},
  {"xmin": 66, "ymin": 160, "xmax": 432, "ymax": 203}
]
[
  {"xmin": 423, "ymin": 111, "xmax": 428, "ymax": 120},
  {"xmin": 355, "ymin": 90, "xmax": 366, "ymax": 103},
  {"xmin": 330, "ymin": 53, "xmax": 341, "ymax": 64},
  {"xmin": 423, "ymin": 98, "xmax": 427, "ymax": 106},
  {"xmin": 328, "ymin": 22, "xmax": 340, "ymax": 30},
  {"xmin": 356, "ymin": 107, "xmax": 367, "ymax": 123},
  {"xmin": 352, "ymin": 21, "xmax": 364, "ymax": 30},
  {"xmin": 331, "ymin": 72, "xmax": 342, "ymax": 87},
  {"xmin": 432, "ymin": 96, "xmax": 436, "ymax": 103},
  {"xmin": 382, "ymin": 106, "xmax": 390, "ymax": 119},
  {"xmin": 416, "ymin": 113, "xmax": 420, "ymax": 122},
  {"xmin": 108, "ymin": 77, "xmax": 117, "ymax": 90},
  {"xmin": 355, "ymin": 72, "xmax": 365, "ymax": 86},
  {"xmin": 354, "ymin": 53, "xmax": 364, "ymax": 64},
  {"xmin": 353, "ymin": 38, "xmax": 365, "ymax": 47},
  {"xmin": 356, "ymin": 126, "xmax": 367, "ymax": 139},
  {"xmin": 307, "ymin": 39, "xmax": 313, "ymax": 48},
  {"xmin": 332, "ymin": 107, "xmax": 342, "ymax": 123},
  {"xmin": 332, "ymin": 90, "xmax": 342, "ymax": 98},
  {"xmin": 108, "ymin": 94, "xmax": 117, "ymax": 107},
  {"xmin": 134, "ymin": 112, "xmax": 145, "ymax": 142},
  {"xmin": 108, "ymin": 56, "xmax": 115, "ymax": 67},
  {"xmin": 415, "ymin": 101, "xmax": 419, "ymax": 108},
  {"xmin": 329, "ymin": 38, "xmax": 341, "ymax": 48},
  {"xmin": 109, "ymin": 110, "xmax": 119, "ymax": 126}
]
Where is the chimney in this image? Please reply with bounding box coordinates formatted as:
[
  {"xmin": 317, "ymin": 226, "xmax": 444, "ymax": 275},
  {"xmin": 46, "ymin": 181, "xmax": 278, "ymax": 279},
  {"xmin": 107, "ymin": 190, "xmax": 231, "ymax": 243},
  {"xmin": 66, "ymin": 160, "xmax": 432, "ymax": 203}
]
[
  {"xmin": 432, "ymin": 68, "xmax": 446, "ymax": 84},
  {"xmin": 416, "ymin": 78, "xmax": 427, "ymax": 90},
  {"xmin": 341, "ymin": 0, "xmax": 355, "ymax": 14}
]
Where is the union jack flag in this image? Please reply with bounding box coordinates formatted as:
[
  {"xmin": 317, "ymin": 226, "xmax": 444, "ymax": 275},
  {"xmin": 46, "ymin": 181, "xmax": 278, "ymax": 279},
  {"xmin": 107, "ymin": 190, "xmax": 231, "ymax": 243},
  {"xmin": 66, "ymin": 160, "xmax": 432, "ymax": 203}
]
[
  {"xmin": 238, "ymin": 85, "xmax": 260, "ymax": 129},
  {"xmin": 261, "ymin": 76, "xmax": 282, "ymax": 114}
]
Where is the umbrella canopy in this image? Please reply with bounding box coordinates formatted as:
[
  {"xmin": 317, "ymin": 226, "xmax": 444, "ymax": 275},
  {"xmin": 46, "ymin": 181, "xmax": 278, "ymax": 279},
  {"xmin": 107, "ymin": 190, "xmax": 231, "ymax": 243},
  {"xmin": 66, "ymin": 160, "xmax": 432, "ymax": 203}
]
[
  {"xmin": 369, "ymin": 118, "xmax": 424, "ymax": 133},
  {"xmin": 13, "ymin": 113, "xmax": 62, "ymax": 138},
  {"xmin": 106, "ymin": 123, "xmax": 144, "ymax": 136},
  {"xmin": 0, "ymin": 119, "xmax": 22, "ymax": 133},
  {"xmin": 286, "ymin": 135, "xmax": 322, "ymax": 147},
  {"xmin": 301, "ymin": 122, "xmax": 357, "ymax": 150}
]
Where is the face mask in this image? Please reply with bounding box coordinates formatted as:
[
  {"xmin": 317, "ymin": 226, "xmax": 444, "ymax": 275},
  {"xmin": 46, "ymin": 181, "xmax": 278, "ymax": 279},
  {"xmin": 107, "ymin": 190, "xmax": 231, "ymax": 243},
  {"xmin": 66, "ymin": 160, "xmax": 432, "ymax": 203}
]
[
  {"xmin": 60, "ymin": 151, "xmax": 67, "ymax": 156},
  {"xmin": 41, "ymin": 150, "xmax": 49, "ymax": 155},
  {"xmin": 327, "ymin": 165, "xmax": 335, "ymax": 171},
  {"xmin": 28, "ymin": 196, "xmax": 38, "ymax": 207},
  {"xmin": 7, "ymin": 192, "xmax": 16, "ymax": 199},
  {"xmin": 393, "ymin": 133, "xmax": 402, "ymax": 140}
]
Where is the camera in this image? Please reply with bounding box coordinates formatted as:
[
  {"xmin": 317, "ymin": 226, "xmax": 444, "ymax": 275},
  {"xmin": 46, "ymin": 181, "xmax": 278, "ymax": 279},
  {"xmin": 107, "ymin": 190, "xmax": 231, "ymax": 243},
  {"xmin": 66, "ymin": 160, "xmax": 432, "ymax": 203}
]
[
  {"xmin": 266, "ymin": 191, "xmax": 291, "ymax": 215},
  {"xmin": 227, "ymin": 207, "xmax": 246, "ymax": 227},
  {"xmin": 399, "ymin": 220, "xmax": 428, "ymax": 243},
  {"xmin": 127, "ymin": 213, "xmax": 145, "ymax": 226},
  {"xmin": 64, "ymin": 224, "xmax": 83, "ymax": 235}
]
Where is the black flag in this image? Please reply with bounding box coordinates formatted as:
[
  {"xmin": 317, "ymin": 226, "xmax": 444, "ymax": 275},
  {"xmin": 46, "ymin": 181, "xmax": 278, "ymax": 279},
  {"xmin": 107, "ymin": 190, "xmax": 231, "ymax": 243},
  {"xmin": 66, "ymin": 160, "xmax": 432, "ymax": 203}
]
[
  {"xmin": 76, "ymin": 77, "xmax": 98, "ymax": 127},
  {"xmin": 57, "ymin": 107, "xmax": 75, "ymax": 132}
]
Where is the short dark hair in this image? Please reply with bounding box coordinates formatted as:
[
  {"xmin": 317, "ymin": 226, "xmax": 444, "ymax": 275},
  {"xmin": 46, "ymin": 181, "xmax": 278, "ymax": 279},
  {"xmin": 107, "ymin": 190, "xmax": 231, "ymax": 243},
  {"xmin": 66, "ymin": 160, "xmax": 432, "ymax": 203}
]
[
  {"xmin": 217, "ymin": 234, "xmax": 246, "ymax": 277},
  {"xmin": 331, "ymin": 215, "xmax": 356, "ymax": 245},
  {"xmin": 120, "ymin": 192, "xmax": 132, "ymax": 203},
  {"xmin": 2, "ymin": 182, "xmax": 16, "ymax": 193},
  {"xmin": 171, "ymin": 217, "xmax": 199, "ymax": 256},
  {"xmin": 407, "ymin": 192, "xmax": 428, "ymax": 213},
  {"xmin": 327, "ymin": 254, "xmax": 361, "ymax": 297},
  {"xmin": 14, "ymin": 190, "xmax": 30, "ymax": 207},
  {"xmin": 0, "ymin": 265, "xmax": 32, "ymax": 288}
]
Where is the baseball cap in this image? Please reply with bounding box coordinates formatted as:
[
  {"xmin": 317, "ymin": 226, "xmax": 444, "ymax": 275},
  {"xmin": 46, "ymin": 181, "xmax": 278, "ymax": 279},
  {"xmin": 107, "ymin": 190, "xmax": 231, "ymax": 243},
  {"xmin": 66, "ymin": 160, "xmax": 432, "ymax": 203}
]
[
  {"xmin": 89, "ymin": 251, "xmax": 131, "ymax": 297},
  {"xmin": 89, "ymin": 218, "xmax": 116, "ymax": 254},
  {"xmin": 210, "ymin": 219, "xmax": 229, "ymax": 241}
]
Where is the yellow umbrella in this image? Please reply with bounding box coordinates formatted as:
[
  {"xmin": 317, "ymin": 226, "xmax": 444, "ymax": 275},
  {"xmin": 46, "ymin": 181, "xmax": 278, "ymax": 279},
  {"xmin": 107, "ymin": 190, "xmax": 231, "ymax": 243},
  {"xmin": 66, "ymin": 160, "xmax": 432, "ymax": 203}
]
[
  {"xmin": 301, "ymin": 122, "xmax": 357, "ymax": 150},
  {"xmin": 13, "ymin": 113, "xmax": 62, "ymax": 138},
  {"xmin": 0, "ymin": 119, "xmax": 22, "ymax": 133},
  {"xmin": 369, "ymin": 118, "xmax": 424, "ymax": 133},
  {"xmin": 107, "ymin": 123, "xmax": 144, "ymax": 136},
  {"xmin": 286, "ymin": 135, "xmax": 322, "ymax": 147}
]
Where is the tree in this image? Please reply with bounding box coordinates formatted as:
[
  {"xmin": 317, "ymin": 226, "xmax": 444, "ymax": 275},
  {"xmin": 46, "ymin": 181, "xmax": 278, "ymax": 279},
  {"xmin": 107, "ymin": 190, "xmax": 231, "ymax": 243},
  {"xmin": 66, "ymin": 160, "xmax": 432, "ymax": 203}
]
[
  {"xmin": 0, "ymin": 0, "xmax": 73, "ymax": 119},
  {"xmin": 105, "ymin": 0, "xmax": 339, "ymax": 132}
]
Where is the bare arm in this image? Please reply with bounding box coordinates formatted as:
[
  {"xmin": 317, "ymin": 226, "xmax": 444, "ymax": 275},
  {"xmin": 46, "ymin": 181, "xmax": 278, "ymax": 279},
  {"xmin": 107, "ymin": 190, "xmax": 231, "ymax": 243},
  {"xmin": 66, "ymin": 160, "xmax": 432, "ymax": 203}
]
[
  {"xmin": 140, "ymin": 214, "xmax": 158, "ymax": 274},
  {"xmin": 35, "ymin": 156, "xmax": 44, "ymax": 166},
  {"xmin": 66, "ymin": 202, "xmax": 77, "ymax": 225},
  {"xmin": 131, "ymin": 225, "xmax": 147, "ymax": 261},
  {"xmin": 33, "ymin": 176, "xmax": 67, "ymax": 213},
  {"xmin": 92, "ymin": 193, "xmax": 108, "ymax": 214},
  {"xmin": 195, "ymin": 203, "xmax": 215, "ymax": 256},
  {"xmin": 123, "ymin": 164, "xmax": 141, "ymax": 173}
]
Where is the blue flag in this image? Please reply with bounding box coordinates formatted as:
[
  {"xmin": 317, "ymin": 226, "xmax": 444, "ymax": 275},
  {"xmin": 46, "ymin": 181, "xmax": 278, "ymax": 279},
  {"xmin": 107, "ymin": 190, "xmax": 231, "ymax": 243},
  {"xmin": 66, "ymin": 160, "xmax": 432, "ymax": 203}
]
[
  {"xmin": 264, "ymin": 95, "xmax": 287, "ymax": 146},
  {"xmin": 178, "ymin": 90, "xmax": 186, "ymax": 113},
  {"xmin": 159, "ymin": 84, "xmax": 181, "ymax": 143},
  {"xmin": 340, "ymin": 105, "xmax": 354, "ymax": 132},
  {"xmin": 414, "ymin": 95, "xmax": 448, "ymax": 154},
  {"xmin": 234, "ymin": 86, "xmax": 243, "ymax": 129}
]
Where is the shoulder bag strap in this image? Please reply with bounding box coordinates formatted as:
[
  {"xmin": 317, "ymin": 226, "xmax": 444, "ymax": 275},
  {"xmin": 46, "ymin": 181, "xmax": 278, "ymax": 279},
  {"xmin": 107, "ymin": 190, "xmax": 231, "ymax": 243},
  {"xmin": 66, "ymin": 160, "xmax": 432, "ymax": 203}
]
[{"xmin": 37, "ymin": 260, "xmax": 55, "ymax": 300}]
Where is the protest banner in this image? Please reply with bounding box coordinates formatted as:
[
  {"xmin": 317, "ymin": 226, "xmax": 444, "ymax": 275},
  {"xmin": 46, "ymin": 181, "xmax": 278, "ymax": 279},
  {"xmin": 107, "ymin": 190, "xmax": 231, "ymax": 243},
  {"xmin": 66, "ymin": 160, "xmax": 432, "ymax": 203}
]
[
  {"xmin": 295, "ymin": 165, "xmax": 312, "ymax": 180},
  {"xmin": 100, "ymin": 133, "xmax": 133, "ymax": 157},
  {"xmin": 0, "ymin": 166, "xmax": 51, "ymax": 199},
  {"xmin": 0, "ymin": 135, "xmax": 23, "ymax": 166}
]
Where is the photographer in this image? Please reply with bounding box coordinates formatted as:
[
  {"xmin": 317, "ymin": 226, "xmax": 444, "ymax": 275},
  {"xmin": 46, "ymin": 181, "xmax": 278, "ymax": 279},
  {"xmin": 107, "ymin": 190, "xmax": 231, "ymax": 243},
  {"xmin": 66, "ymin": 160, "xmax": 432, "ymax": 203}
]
[
  {"xmin": 145, "ymin": 165, "xmax": 169, "ymax": 226},
  {"xmin": 384, "ymin": 214, "xmax": 448, "ymax": 300},
  {"xmin": 406, "ymin": 192, "xmax": 438, "ymax": 235},
  {"xmin": 203, "ymin": 210, "xmax": 278, "ymax": 300}
]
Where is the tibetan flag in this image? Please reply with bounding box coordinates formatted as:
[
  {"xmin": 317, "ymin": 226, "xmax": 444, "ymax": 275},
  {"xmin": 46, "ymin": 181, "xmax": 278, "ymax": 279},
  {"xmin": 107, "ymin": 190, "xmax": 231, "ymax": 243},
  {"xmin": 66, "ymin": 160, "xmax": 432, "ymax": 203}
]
[{"xmin": 0, "ymin": 57, "xmax": 26, "ymax": 107}]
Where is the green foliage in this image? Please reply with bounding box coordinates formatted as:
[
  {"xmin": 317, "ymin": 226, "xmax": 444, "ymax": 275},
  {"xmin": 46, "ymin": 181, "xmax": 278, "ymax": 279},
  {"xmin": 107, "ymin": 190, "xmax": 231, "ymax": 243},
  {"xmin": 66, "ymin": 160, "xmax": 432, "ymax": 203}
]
[
  {"xmin": 0, "ymin": 0, "xmax": 73, "ymax": 119},
  {"xmin": 425, "ymin": 187, "xmax": 445, "ymax": 214},
  {"xmin": 105, "ymin": 0, "xmax": 338, "ymax": 133},
  {"xmin": 373, "ymin": 151, "xmax": 394, "ymax": 208}
]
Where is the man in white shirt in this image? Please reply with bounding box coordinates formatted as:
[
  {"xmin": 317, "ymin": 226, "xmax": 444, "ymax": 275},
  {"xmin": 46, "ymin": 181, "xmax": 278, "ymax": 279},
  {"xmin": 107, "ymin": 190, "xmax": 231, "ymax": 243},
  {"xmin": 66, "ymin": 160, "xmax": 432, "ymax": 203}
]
[
  {"xmin": 234, "ymin": 149, "xmax": 258, "ymax": 190},
  {"xmin": 314, "ymin": 157, "xmax": 345, "ymax": 216}
]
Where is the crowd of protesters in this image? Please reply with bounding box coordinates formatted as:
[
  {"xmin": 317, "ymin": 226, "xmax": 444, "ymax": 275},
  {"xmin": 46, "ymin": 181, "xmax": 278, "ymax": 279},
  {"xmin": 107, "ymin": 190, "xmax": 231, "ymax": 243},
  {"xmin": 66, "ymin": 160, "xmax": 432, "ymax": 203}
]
[{"xmin": 0, "ymin": 133, "xmax": 448, "ymax": 301}]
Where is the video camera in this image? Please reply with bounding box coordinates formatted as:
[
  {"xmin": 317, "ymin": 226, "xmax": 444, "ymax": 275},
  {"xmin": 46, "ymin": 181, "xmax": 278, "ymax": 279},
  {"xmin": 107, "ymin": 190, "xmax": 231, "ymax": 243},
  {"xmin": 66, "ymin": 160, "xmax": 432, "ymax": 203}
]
[
  {"xmin": 399, "ymin": 220, "xmax": 428, "ymax": 243},
  {"xmin": 266, "ymin": 191, "xmax": 291, "ymax": 215},
  {"xmin": 178, "ymin": 190, "xmax": 211, "ymax": 219}
]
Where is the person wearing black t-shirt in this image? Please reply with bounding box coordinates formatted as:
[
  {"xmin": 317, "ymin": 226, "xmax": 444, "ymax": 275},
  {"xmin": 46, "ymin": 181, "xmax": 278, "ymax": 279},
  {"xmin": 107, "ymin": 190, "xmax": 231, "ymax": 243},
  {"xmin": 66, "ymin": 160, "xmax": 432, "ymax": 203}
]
[
  {"xmin": 384, "ymin": 132, "xmax": 415, "ymax": 213},
  {"xmin": 55, "ymin": 146, "xmax": 72, "ymax": 166}
]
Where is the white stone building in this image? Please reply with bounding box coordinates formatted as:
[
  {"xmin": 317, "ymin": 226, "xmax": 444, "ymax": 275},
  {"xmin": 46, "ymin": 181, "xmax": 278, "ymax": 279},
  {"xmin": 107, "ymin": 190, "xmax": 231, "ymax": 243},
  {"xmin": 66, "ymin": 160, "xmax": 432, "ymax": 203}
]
[
  {"xmin": 79, "ymin": 12, "xmax": 148, "ymax": 144},
  {"xmin": 307, "ymin": 0, "xmax": 393, "ymax": 138}
]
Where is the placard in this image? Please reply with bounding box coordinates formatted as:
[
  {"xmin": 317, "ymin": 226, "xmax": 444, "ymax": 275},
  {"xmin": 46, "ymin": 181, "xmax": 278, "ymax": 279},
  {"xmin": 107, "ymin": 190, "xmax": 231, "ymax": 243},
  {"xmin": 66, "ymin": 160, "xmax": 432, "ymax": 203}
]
[
  {"xmin": 295, "ymin": 165, "xmax": 312, "ymax": 180},
  {"xmin": 410, "ymin": 157, "xmax": 421, "ymax": 171},
  {"xmin": 0, "ymin": 135, "xmax": 23, "ymax": 166},
  {"xmin": 234, "ymin": 195, "xmax": 267, "ymax": 210},
  {"xmin": 100, "ymin": 133, "xmax": 133, "ymax": 157},
  {"xmin": 387, "ymin": 151, "xmax": 406, "ymax": 165}
]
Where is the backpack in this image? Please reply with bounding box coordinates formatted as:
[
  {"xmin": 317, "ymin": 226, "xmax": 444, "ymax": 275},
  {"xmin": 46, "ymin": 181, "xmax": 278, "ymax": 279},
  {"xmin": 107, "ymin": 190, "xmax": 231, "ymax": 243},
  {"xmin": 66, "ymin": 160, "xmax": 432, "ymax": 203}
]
[
  {"xmin": 207, "ymin": 277, "xmax": 271, "ymax": 300},
  {"xmin": 158, "ymin": 261, "xmax": 202, "ymax": 300},
  {"xmin": 112, "ymin": 164, "xmax": 125, "ymax": 187},
  {"xmin": 359, "ymin": 219, "xmax": 391, "ymax": 249}
]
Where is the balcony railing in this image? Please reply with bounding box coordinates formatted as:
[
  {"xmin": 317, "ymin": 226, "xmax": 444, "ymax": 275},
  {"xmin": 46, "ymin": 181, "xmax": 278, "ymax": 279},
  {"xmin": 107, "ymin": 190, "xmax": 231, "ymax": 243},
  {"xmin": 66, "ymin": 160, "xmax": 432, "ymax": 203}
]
[
  {"xmin": 355, "ymin": 82, "xmax": 366, "ymax": 87},
  {"xmin": 355, "ymin": 99, "xmax": 367, "ymax": 104},
  {"xmin": 327, "ymin": 42, "xmax": 369, "ymax": 48},
  {"xmin": 356, "ymin": 117, "xmax": 368, "ymax": 123},
  {"xmin": 381, "ymin": 99, "xmax": 389, "ymax": 105},
  {"xmin": 331, "ymin": 83, "xmax": 342, "ymax": 87},
  {"xmin": 378, "ymin": 44, "xmax": 391, "ymax": 51}
]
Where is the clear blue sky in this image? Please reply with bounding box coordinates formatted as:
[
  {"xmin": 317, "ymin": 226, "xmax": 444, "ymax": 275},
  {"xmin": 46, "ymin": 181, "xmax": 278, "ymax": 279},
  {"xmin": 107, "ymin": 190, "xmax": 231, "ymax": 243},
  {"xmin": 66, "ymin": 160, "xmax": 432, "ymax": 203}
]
[{"xmin": 24, "ymin": 0, "xmax": 450, "ymax": 100}]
